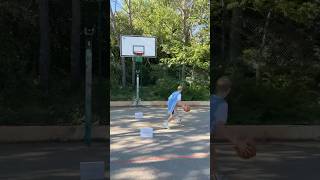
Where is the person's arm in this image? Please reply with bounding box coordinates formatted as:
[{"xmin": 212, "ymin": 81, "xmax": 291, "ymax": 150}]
[
  {"xmin": 213, "ymin": 102, "xmax": 254, "ymax": 157},
  {"xmin": 216, "ymin": 123, "xmax": 253, "ymax": 153},
  {"xmin": 213, "ymin": 103, "xmax": 245, "ymax": 146},
  {"xmin": 215, "ymin": 123, "xmax": 239, "ymax": 145},
  {"xmin": 176, "ymin": 101, "xmax": 184, "ymax": 107}
]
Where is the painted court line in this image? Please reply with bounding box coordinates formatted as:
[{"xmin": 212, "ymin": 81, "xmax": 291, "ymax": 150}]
[{"xmin": 111, "ymin": 153, "xmax": 209, "ymax": 164}]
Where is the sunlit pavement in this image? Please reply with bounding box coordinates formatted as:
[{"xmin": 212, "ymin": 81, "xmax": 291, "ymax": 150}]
[
  {"xmin": 215, "ymin": 142, "xmax": 320, "ymax": 180},
  {"xmin": 111, "ymin": 107, "xmax": 320, "ymax": 180},
  {"xmin": 110, "ymin": 107, "xmax": 211, "ymax": 180}
]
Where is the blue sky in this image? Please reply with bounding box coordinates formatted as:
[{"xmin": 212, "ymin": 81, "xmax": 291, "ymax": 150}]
[{"xmin": 110, "ymin": 0, "xmax": 123, "ymax": 12}]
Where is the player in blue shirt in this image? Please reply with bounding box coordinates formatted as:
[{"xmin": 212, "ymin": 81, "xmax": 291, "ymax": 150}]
[
  {"xmin": 211, "ymin": 77, "xmax": 255, "ymax": 180},
  {"xmin": 163, "ymin": 85, "xmax": 183, "ymax": 129}
]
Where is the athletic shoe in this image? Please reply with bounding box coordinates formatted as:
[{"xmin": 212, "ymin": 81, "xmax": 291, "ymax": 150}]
[
  {"xmin": 163, "ymin": 121, "xmax": 169, "ymax": 129},
  {"xmin": 177, "ymin": 118, "xmax": 184, "ymax": 126},
  {"xmin": 175, "ymin": 118, "xmax": 181, "ymax": 123}
]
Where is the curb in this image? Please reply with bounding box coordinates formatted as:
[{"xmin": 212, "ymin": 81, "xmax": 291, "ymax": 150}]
[
  {"xmin": 214, "ymin": 125, "xmax": 320, "ymax": 141},
  {"xmin": 0, "ymin": 126, "xmax": 108, "ymax": 143},
  {"xmin": 110, "ymin": 101, "xmax": 209, "ymax": 107}
]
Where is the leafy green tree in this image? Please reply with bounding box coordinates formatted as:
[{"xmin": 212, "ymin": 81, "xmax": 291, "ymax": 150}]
[{"xmin": 110, "ymin": 0, "xmax": 210, "ymax": 100}]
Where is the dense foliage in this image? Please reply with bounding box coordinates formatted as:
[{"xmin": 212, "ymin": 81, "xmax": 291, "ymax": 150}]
[
  {"xmin": 110, "ymin": 0, "xmax": 210, "ymax": 101},
  {"xmin": 0, "ymin": 0, "xmax": 319, "ymax": 125},
  {"xmin": 0, "ymin": 0, "xmax": 107, "ymax": 125},
  {"xmin": 212, "ymin": 0, "xmax": 320, "ymax": 124}
]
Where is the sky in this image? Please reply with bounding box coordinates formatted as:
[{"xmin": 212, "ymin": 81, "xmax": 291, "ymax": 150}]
[{"xmin": 110, "ymin": 0, "xmax": 123, "ymax": 12}]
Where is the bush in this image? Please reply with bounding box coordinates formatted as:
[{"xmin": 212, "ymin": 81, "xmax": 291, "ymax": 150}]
[
  {"xmin": 227, "ymin": 77, "xmax": 320, "ymax": 125},
  {"xmin": 0, "ymin": 75, "xmax": 108, "ymax": 125}
]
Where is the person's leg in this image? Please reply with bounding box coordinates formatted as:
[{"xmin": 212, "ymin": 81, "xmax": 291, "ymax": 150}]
[
  {"xmin": 176, "ymin": 106, "xmax": 182, "ymax": 124},
  {"xmin": 211, "ymin": 134, "xmax": 217, "ymax": 180},
  {"xmin": 168, "ymin": 109, "xmax": 176, "ymax": 122},
  {"xmin": 163, "ymin": 112, "xmax": 173, "ymax": 129},
  {"xmin": 168, "ymin": 114, "xmax": 173, "ymax": 122},
  {"xmin": 211, "ymin": 146, "xmax": 218, "ymax": 179}
]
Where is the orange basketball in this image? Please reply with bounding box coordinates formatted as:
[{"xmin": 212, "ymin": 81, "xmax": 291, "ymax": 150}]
[
  {"xmin": 234, "ymin": 141, "xmax": 256, "ymax": 159},
  {"xmin": 183, "ymin": 104, "xmax": 191, "ymax": 112}
]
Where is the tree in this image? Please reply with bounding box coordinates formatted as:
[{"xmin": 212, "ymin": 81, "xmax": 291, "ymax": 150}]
[
  {"xmin": 71, "ymin": 0, "xmax": 81, "ymax": 87},
  {"xmin": 39, "ymin": 0, "xmax": 50, "ymax": 95},
  {"xmin": 123, "ymin": 0, "xmax": 136, "ymax": 86},
  {"xmin": 228, "ymin": 4, "xmax": 242, "ymax": 63},
  {"xmin": 133, "ymin": 0, "xmax": 209, "ymax": 74},
  {"xmin": 110, "ymin": 0, "xmax": 209, "ymax": 100},
  {"xmin": 111, "ymin": 0, "xmax": 126, "ymax": 87}
]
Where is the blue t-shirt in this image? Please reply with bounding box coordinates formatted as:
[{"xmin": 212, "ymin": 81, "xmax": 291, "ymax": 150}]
[
  {"xmin": 210, "ymin": 95, "xmax": 228, "ymax": 133},
  {"xmin": 167, "ymin": 91, "xmax": 182, "ymax": 114}
]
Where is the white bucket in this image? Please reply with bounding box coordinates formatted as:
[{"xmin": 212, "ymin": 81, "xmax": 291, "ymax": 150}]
[
  {"xmin": 135, "ymin": 112, "xmax": 143, "ymax": 119},
  {"xmin": 140, "ymin": 127, "xmax": 153, "ymax": 138}
]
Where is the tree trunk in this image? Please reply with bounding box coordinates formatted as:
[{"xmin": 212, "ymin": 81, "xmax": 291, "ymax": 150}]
[
  {"xmin": 110, "ymin": 1, "xmax": 125, "ymax": 86},
  {"xmin": 101, "ymin": 1, "xmax": 107, "ymax": 78},
  {"xmin": 124, "ymin": 0, "xmax": 134, "ymax": 87},
  {"xmin": 110, "ymin": 0, "xmax": 117, "ymax": 32},
  {"xmin": 221, "ymin": 0, "xmax": 225, "ymax": 61},
  {"xmin": 121, "ymin": 57, "xmax": 126, "ymax": 87},
  {"xmin": 124, "ymin": 0, "xmax": 133, "ymax": 28},
  {"xmin": 39, "ymin": 0, "xmax": 50, "ymax": 95},
  {"xmin": 181, "ymin": 65, "xmax": 186, "ymax": 82},
  {"xmin": 71, "ymin": 0, "xmax": 81, "ymax": 87},
  {"xmin": 181, "ymin": 0, "xmax": 190, "ymax": 82},
  {"xmin": 128, "ymin": 0, "xmax": 135, "ymax": 86},
  {"xmin": 229, "ymin": 7, "xmax": 242, "ymax": 62},
  {"xmin": 127, "ymin": 0, "xmax": 132, "ymax": 28},
  {"xmin": 97, "ymin": 0, "xmax": 104, "ymax": 78},
  {"xmin": 257, "ymin": 10, "xmax": 272, "ymax": 83}
]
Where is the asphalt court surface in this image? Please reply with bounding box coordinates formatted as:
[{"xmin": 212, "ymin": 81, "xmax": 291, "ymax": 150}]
[
  {"xmin": 0, "ymin": 142, "xmax": 107, "ymax": 180},
  {"xmin": 110, "ymin": 106, "xmax": 210, "ymax": 180},
  {"xmin": 215, "ymin": 141, "xmax": 320, "ymax": 180},
  {"xmin": 0, "ymin": 111, "xmax": 318, "ymax": 180},
  {"xmin": 111, "ymin": 107, "xmax": 320, "ymax": 180}
]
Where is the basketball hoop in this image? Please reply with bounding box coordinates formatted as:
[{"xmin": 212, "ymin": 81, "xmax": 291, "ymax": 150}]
[
  {"xmin": 119, "ymin": 35, "xmax": 157, "ymax": 106},
  {"xmin": 134, "ymin": 51, "xmax": 144, "ymax": 56},
  {"xmin": 120, "ymin": 35, "xmax": 156, "ymax": 57}
]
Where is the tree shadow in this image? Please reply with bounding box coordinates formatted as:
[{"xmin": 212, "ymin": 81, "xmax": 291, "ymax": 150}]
[
  {"xmin": 110, "ymin": 107, "xmax": 210, "ymax": 179},
  {"xmin": 0, "ymin": 142, "xmax": 107, "ymax": 179},
  {"xmin": 215, "ymin": 142, "xmax": 320, "ymax": 180}
]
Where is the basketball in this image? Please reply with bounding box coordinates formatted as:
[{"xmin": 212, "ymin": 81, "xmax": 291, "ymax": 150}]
[
  {"xmin": 183, "ymin": 104, "xmax": 191, "ymax": 112},
  {"xmin": 234, "ymin": 142, "xmax": 256, "ymax": 159}
]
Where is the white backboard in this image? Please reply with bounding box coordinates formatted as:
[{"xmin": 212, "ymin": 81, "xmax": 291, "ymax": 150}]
[{"xmin": 120, "ymin": 35, "xmax": 157, "ymax": 58}]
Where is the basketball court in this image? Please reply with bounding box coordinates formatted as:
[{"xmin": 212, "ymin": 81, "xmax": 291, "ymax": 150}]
[
  {"xmin": 0, "ymin": 142, "xmax": 107, "ymax": 180},
  {"xmin": 215, "ymin": 142, "xmax": 320, "ymax": 180},
  {"xmin": 110, "ymin": 107, "xmax": 320, "ymax": 180},
  {"xmin": 110, "ymin": 106, "xmax": 210, "ymax": 180}
]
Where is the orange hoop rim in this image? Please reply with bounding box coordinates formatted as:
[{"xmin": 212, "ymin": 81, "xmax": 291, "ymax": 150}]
[{"xmin": 134, "ymin": 51, "xmax": 144, "ymax": 56}]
